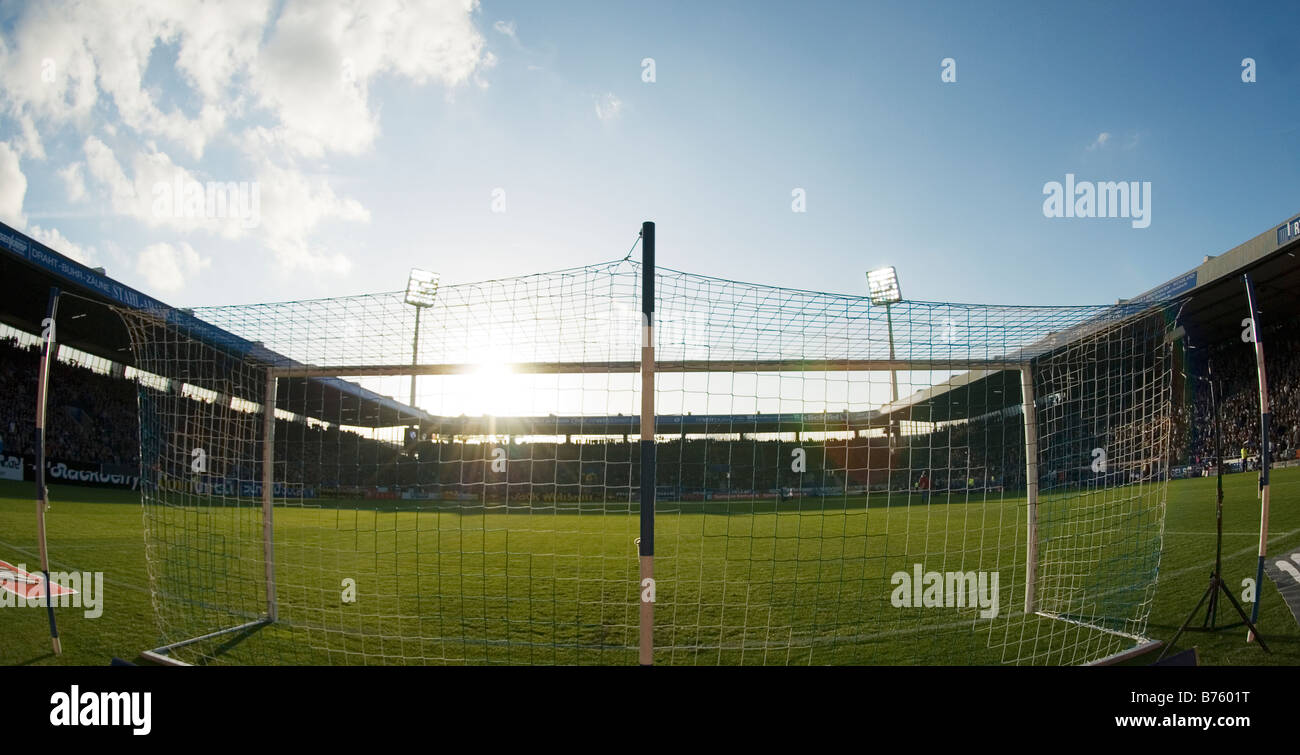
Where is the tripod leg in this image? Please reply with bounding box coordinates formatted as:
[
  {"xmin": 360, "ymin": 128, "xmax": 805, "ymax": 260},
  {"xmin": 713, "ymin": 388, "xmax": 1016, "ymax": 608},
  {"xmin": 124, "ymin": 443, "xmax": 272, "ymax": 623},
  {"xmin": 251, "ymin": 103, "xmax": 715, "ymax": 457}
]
[
  {"xmin": 1217, "ymin": 580, "xmax": 1270, "ymax": 653},
  {"xmin": 1160, "ymin": 580, "xmax": 1215, "ymax": 661},
  {"xmin": 1203, "ymin": 572, "xmax": 1219, "ymax": 629}
]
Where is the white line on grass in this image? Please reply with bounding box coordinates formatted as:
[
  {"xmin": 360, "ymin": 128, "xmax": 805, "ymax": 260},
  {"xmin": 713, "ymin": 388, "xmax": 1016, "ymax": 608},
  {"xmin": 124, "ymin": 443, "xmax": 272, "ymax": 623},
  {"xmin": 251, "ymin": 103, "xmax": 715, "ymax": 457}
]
[{"xmin": 0, "ymin": 538, "xmax": 153, "ymax": 596}]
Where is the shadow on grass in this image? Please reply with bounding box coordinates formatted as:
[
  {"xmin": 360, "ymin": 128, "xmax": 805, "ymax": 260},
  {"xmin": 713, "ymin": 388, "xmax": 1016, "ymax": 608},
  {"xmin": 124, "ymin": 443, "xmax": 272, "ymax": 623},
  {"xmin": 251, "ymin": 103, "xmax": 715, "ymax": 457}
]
[
  {"xmin": 17, "ymin": 652, "xmax": 55, "ymax": 666},
  {"xmin": 189, "ymin": 622, "xmax": 270, "ymax": 666},
  {"xmin": 134, "ymin": 621, "xmax": 271, "ymax": 666}
]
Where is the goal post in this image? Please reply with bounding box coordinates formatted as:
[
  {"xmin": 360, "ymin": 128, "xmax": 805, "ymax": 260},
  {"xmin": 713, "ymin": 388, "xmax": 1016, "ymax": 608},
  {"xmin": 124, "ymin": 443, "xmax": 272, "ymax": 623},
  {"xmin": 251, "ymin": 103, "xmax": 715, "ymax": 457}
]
[
  {"xmin": 261, "ymin": 368, "xmax": 278, "ymax": 623},
  {"xmin": 113, "ymin": 238, "xmax": 1179, "ymax": 666},
  {"xmin": 638, "ymin": 219, "xmax": 656, "ymax": 667},
  {"xmin": 1021, "ymin": 364, "xmax": 1039, "ymax": 616}
]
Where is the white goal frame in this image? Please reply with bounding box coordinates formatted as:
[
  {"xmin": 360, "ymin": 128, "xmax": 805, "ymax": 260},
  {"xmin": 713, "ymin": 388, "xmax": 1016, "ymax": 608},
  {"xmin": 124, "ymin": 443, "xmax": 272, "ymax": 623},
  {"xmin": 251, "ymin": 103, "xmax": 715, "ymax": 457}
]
[{"xmin": 139, "ymin": 354, "xmax": 1158, "ymax": 666}]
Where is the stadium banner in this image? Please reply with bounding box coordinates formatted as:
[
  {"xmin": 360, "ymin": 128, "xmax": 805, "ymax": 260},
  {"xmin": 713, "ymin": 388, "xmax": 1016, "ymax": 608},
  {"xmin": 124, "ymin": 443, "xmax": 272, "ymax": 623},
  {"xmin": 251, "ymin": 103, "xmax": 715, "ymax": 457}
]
[
  {"xmin": 0, "ymin": 454, "xmax": 22, "ymax": 481},
  {"xmin": 156, "ymin": 475, "xmax": 315, "ymax": 499},
  {"xmin": 0, "ymin": 220, "xmax": 167, "ymax": 313},
  {"xmin": 34, "ymin": 458, "xmax": 140, "ymax": 489},
  {"xmin": 1262, "ymin": 547, "xmax": 1300, "ymax": 627},
  {"xmin": 212, "ymin": 479, "xmax": 315, "ymax": 500},
  {"xmin": 236, "ymin": 480, "xmax": 315, "ymax": 499},
  {"xmin": 1128, "ymin": 269, "xmax": 1198, "ymax": 307},
  {"xmin": 1278, "ymin": 214, "xmax": 1300, "ymax": 248}
]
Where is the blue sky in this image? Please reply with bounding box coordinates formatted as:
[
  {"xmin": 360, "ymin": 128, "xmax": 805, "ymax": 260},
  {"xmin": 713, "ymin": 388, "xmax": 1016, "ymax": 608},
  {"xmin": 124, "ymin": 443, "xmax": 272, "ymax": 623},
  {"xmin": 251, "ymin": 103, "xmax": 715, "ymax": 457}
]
[{"xmin": 1, "ymin": 0, "xmax": 1297, "ymax": 308}]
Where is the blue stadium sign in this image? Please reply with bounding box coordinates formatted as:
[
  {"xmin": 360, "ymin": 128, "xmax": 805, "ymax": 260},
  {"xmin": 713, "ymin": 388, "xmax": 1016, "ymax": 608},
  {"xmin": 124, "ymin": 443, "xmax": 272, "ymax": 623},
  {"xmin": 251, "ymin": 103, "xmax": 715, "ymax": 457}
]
[
  {"xmin": 0, "ymin": 220, "xmax": 286, "ymax": 365},
  {"xmin": 1128, "ymin": 270, "xmax": 1197, "ymax": 307},
  {"xmin": 1279, "ymin": 215, "xmax": 1300, "ymax": 248},
  {"xmin": 0, "ymin": 220, "xmax": 167, "ymax": 311}
]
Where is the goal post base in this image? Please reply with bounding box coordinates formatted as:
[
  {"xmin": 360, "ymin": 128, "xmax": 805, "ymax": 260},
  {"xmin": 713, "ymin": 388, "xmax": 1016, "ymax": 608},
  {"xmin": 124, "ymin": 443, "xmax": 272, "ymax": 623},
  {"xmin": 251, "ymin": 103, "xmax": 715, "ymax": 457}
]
[
  {"xmin": 139, "ymin": 617, "xmax": 273, "ymax": 667},
  {"xmin": 1083, "ymin": 640, "xmax": 1164, "ymax": 666},
  {"xmin": 1034, "ymin": 610, "xmax": 1161, "ymax": 665}
]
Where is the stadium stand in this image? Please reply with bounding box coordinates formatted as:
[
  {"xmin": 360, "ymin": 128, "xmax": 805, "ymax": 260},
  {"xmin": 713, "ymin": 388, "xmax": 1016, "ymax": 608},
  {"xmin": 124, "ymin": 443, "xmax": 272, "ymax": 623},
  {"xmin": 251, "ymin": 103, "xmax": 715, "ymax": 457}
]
[
  {"xmin": 2, "ymin": 213, "xmax": 1299, "ymax": 499},
  {"xmin": 6, "ymin": 316, "xmax": 1297, "ymax": 497}
]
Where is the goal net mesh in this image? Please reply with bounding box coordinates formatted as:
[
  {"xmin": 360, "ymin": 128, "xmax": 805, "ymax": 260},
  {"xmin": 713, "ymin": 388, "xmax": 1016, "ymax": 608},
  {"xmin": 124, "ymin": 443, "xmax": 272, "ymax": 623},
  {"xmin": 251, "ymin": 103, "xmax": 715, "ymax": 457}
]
[{"xmin": 115, "ymin": 258, "xmax": 1176, "ymax": 665}]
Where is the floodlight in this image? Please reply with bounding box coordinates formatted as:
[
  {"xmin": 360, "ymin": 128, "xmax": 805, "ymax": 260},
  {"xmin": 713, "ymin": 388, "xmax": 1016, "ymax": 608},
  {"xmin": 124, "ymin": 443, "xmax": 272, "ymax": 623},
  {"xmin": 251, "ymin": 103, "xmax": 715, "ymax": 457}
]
[
  {"xmin": 405, "ymin": 269, "xmax": 440, "ymax": 308},
  {"xmin": 867, "ymin": 266, "xmax": 902, "ymax": 305}
]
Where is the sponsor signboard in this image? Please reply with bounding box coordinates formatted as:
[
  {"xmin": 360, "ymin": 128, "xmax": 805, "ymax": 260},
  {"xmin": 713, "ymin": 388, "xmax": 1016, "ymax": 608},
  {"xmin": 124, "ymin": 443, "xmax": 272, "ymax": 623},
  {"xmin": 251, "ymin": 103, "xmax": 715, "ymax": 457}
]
[
  {"xmin": 0, "ymin": 454, "xmax": 22, "ymax": 481},
  {"xmin": 1263, "ymin": 547, "xmax": 1300, "ymax": 627},
  {"xmin": 43, "ymin": 459, "xmax": 139, "ymax": 489}
]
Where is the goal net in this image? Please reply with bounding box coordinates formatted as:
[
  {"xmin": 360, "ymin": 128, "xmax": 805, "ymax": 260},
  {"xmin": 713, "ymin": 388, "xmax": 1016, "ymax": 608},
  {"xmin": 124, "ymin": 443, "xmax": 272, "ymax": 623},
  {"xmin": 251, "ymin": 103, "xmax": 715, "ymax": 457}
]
[{"xmin": 115, "ymin": 253, "xmax": 1177, "ymax": 665}]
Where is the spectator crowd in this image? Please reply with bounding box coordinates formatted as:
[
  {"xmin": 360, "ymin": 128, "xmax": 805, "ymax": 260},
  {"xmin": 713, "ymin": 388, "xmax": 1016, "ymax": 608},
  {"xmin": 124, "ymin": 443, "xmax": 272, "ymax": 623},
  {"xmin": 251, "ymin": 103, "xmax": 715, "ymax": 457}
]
[{"xmin": 2, "ymin": 315, "xmax": 1298, "ymax": 496}]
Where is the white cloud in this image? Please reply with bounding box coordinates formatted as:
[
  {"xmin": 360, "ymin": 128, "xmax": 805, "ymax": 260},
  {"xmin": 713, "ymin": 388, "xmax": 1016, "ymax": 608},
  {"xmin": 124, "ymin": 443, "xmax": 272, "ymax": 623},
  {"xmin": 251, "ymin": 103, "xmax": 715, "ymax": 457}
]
[
  {"xmin": 0, "ymin": 141, "xmax": 27, "ymax": 228},
  {"xmin": 0, "ymin": 0, "xmax": 492, "ymax": 281},
  {"xmin": 58, "ymin": 162, "xmax": 87, "ymax": 203},
  {"xmin": 253, "ymin": 0, "xmax": 489, "ymax": 157},
  {"xmin": 0, "ymin": 2, "xmax": 251, "ymax": 160},
  {"xmin": 28, "ymin": 224, "xmax": 99, "ymax": 267},
  {"xmin": 493, "ymin": 20, "xmax": 517, "ymax": 41},
  {"xmin": 595, "ymin": 92, "xmax": 623, "ymax": 121},
  {"xmin": 136, "ymin": 241, "xmax": 211, "ymax": 292},
  {"xmin": 16, "ymin": 112, "xmax": 46, "ymax": 160},
  {"xmin": 82, "ymin": 135, "xmax": 135, "ymax": 209},
  {"xmin": 83, "ymin": 136, "xmax": 276, "ymax": 243},
  {"xmin": 0, "ymin": 140, "xmax": 98, "ymax": 265},
  {"xmin": 1087, "ymin": 132, "xmax": 1112, "ymax": 151},
  {"xmin": 250, "ymin": 157, "xmax": 368, "ymax": 274}
]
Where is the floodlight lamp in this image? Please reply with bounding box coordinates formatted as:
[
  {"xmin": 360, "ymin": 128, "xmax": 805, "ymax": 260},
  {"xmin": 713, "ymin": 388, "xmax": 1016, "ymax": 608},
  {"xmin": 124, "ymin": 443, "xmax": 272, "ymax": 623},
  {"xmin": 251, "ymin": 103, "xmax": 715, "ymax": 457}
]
[
  {"xmin": 405, "ymin": 269, "xmax": 440, "ymax": 308},
  {"xmin": 867, "ymin": 266, "xmax": 902, "ymax": 305}
]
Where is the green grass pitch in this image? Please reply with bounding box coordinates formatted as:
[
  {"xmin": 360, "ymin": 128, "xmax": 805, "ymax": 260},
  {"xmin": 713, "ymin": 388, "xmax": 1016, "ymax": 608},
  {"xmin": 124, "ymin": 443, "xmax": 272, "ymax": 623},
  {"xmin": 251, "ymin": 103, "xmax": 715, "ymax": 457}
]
[{"xmin": 2, "ymin": 468, "xmax": 1297, "ymax": 665}]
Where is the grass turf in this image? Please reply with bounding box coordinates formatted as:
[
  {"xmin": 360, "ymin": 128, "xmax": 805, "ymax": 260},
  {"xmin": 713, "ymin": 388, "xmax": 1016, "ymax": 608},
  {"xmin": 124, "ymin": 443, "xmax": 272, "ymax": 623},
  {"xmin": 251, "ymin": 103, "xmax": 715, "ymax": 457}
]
[{"xmin": 1, "ymin": 468, "xmax": 1297, "ymax": 666}]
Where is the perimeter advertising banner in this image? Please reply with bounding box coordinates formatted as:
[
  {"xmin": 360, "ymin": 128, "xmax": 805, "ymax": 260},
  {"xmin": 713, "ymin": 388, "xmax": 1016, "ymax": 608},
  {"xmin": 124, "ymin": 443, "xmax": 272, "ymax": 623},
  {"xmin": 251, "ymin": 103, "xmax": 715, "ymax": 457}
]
[
  {"xmin": 4, "ymin": 456, "xmax": 140, "ymax": 489},
  {"xmin": 1263, "ymin": 547, "xmax": 1300, "ymax": 627},
  {"xmin": 0, "ymin": 454, "xmax": 21, "ymax": 481},
  {"xmin": 38, "ymin": 458, "xmax": 140, "ymax": 489}
]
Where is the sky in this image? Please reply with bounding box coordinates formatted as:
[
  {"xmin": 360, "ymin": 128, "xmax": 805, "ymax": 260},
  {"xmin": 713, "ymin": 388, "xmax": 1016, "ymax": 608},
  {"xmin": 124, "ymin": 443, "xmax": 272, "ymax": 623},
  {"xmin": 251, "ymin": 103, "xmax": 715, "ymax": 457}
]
[{"xmin": 0, "ymin": 0, "xmax": 1297, "ymax": 311}]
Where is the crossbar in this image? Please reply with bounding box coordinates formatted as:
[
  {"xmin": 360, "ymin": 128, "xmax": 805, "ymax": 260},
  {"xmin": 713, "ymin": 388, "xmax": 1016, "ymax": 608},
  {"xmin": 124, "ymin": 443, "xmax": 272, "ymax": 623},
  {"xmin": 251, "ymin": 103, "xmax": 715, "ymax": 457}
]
[{"xmin": 269, "ymin": 358, "xmax": 1027, "ymax": 378}]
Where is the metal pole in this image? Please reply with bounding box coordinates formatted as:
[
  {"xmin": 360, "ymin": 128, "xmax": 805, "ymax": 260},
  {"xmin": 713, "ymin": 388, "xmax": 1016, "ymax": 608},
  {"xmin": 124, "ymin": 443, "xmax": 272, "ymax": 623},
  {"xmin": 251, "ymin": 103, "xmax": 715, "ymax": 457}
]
[
  {"xmin": 262, "ymin": 369, "xmax": 278, "ymax": 621},
  {"xmin": 1243, "ymin": 273, "xmax": 1269, "ymax": 642},
  {"xmin": 410, "ymin": 306, "xmax": 421, "ymax": 409},
  {"xmin": 35, "ymin": 286, "xmax": 62, "ymax": 655},
  {"xmin": 638, "ymin": 220, "xmax": 656, "ymax": 666},
  {"xmin": 886, "ymin": 303, "xmax": 899, "ymax": 404},
  {"xmin": 1208, "ymin": 368, "xmax": 1224, "ymax": 625},
  {"xmin": 1021, "ymin": 365, "xmax": 1040, "ymax": 615}
]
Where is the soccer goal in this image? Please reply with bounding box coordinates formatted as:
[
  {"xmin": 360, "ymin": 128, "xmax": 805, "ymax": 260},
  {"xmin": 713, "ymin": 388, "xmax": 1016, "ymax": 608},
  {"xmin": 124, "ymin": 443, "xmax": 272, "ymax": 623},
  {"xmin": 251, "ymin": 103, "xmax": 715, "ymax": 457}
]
[{"xmin": 115, "ymin": 225, "xmax": 1177, "ymax": 665}]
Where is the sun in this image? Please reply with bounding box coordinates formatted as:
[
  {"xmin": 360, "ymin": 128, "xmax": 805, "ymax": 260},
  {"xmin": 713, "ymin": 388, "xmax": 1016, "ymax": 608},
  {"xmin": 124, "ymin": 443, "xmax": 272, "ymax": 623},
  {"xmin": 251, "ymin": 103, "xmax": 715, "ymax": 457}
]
[{"xmin": 461, "ymin": 349, "xmax": 516, "ymax": 416}]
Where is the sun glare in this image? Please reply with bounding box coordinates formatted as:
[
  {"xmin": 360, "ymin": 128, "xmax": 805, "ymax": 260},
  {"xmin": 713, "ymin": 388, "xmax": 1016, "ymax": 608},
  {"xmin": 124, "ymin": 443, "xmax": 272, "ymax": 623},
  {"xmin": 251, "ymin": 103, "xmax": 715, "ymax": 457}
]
[{"xmin": 462, "ymin": 349, "xmax": 517, "ymax": 416}]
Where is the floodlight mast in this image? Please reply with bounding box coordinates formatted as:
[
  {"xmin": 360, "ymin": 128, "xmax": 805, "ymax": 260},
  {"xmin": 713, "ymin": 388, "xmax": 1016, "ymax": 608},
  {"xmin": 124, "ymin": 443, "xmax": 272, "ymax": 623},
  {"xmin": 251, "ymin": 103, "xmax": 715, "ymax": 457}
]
[
  {"xmin": 405, "ymin": 269, "xmax": 441, "ymax": 412},
  {"xmin": 867, "ymin": 266, "xmax": 903, "ymax": 407}
]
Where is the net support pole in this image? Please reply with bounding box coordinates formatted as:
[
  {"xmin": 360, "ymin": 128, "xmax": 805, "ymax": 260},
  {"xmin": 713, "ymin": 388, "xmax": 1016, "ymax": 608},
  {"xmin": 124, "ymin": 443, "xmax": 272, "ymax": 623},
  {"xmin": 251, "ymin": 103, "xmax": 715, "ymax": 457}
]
[
  {"xmin": 638, "ymin": 220, "xmax": 656, "ymax": 666},
  {"xmin": 885, "ymin": 303, "xmax": 899, "ymax": 403},
  {"xmin": 34, "ymin": 286, "xmax": 62, "ymax": 656},
  {"xmin": 1243, "ymin": 273, "xmax": 1269, "ymax": 642},
  {"xmin": 262, "ymin": 369, "xmax": 278, "ymax": 622},
  {"xmin": 1021, "ymin": 364, "xmax": 1040, "ymax": 614},
  {"xmin": 410, "ymin": 305, "xmax": 421, "ymax": 408}
]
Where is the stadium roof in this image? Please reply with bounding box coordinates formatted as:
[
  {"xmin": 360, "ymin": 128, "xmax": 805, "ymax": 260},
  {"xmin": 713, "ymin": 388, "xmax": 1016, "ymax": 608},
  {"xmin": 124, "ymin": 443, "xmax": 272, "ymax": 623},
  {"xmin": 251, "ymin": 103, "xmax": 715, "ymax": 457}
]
[
  {"xmin": 0, "ymin": 220, "xmax": 431, "ymax": 428},
  {"xmin": 877, "ymin": 209, "xmax": 1300, "ymax": 423},
  {"xmin": 412, "ymin": 410, "xmax": 884, "ymax": 438},
  {"xmin": 3, "ymin": 209, "xmax": 1297, "ymax": 435}
]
